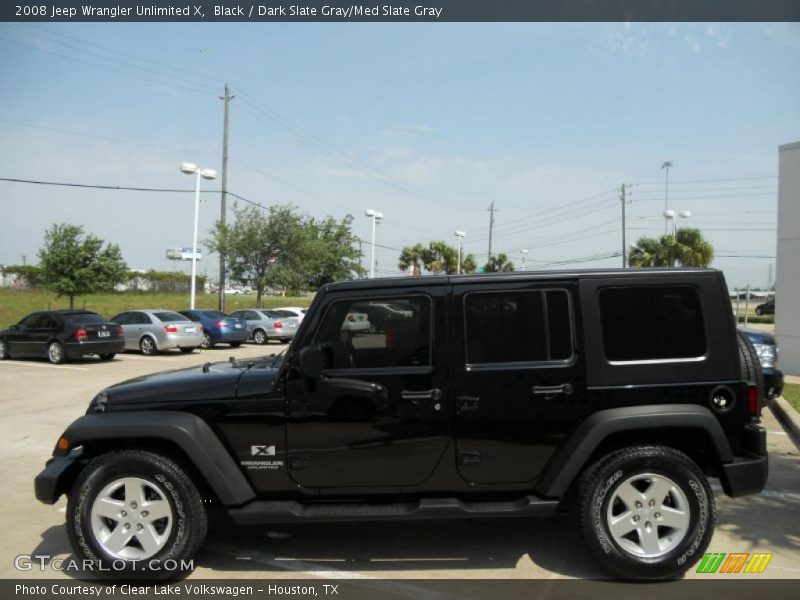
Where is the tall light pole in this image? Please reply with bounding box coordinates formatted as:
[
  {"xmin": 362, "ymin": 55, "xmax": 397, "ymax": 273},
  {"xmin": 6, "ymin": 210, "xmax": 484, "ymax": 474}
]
[
  {"xmin": 365, "ymin": 209, "xmax": 383, "ymax": 279},
  {"xmin": 661, "ymin": 160, "xmax": 673, "ymax": 235},
  {"xmin": 181, "ymin": 162, "xmax": 217, "ymax": 309},
  {"xmin": 454, "ymin": 230, "xmax": 465, "ymax": 274},
  {"xmin": 663, "ymin": 209, "xmax": 691, "ymax": 235},
  {"xmin": 520, "ymin": 249, "xmax": 528, "ymax": 271}
]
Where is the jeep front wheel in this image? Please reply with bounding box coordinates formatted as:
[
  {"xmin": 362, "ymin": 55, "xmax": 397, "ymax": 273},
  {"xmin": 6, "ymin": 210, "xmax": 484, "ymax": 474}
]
[
  {"xmin": 67, "ymin": 450, "xmax": 207, "ymax": 579},
  {"xmin": 578, "ymin": 445, "xmax": 715, "ymax": 579}
]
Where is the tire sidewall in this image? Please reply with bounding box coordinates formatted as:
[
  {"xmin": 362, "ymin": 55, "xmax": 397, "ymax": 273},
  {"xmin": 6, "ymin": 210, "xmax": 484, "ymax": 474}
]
[
  {"xmin": 68, "ymin": 454, "xmax": 193, "ymax": 577},
  {"xmin": 584, "ymin": 450, "xmax": 714, "ymax": 579},
  {"xmin": 48, "ymin": 341, "xmax": 65, "ymax": 364},
  {"xmin": 254, "ymin": 329, "xmax": 267, "ymax": 345},
  {"xmin": 140, "ymin": 337, "xmax": 156, "ymax": 356},
  {"xmin": 0, "ymin": 337, "xmax": 7, "ymax": 359}
]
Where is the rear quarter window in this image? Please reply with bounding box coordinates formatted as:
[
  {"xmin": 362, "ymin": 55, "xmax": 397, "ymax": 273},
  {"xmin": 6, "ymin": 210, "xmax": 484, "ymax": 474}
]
[
  {"xmin": 63, "ymin": 312, "xmax": 106, "ymax": 324},
  {"xmin": 599, "ymin": 285, "xmax": 706, "ymax": 362}
]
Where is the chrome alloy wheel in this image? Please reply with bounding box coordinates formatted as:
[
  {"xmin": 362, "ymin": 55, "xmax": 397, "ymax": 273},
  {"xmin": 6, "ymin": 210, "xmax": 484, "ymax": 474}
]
[
  {"xmin": 48, "ymin": 342, "xmax": 63, "ymax": 363},
  {"xmin": 606, "ymin": 472, "xmax": 691, "ymax": 558},
  {"xmin": 0, "ymin": 339, "xmax": 7, "ymax": 359},
  {"xmin": 90, "ymin": 477, "xmax": 173, "ymax": 560}
]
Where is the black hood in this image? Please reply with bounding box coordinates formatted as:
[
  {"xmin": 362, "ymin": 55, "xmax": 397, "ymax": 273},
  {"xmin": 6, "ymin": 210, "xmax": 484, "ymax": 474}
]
[{"xmin": 91, "ymin": 356, "xmax": 282, "ymax": 411}]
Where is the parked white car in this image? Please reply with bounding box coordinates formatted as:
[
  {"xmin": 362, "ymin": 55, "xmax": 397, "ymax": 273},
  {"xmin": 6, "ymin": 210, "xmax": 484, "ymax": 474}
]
[{"xmin": 272, "ymin": 306, "xmax": 308, "ymax": 322}]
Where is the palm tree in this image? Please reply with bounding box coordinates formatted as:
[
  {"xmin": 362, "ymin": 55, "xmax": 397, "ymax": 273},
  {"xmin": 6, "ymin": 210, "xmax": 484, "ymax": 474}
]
[
  {"xmin": 462, "ymin": 253, "xmax": 478, "ymax": 274},
  {"xmin": 483, "ymin": 253, "xmax": 515, "ymax": 272},
  {"xmin": 398, "ymin": 243, "xmax": 426, "ymax": 275},
  {"xmin": 675, "ymin": 228, "xmax": 714, "ymax": 267},
  {"xmin": 423, "ymin": 241, "xmax": 459, "ymax": 274},
  {"xmin": 629, "ymin": 228, "xmax": 714, "ymax": 268}
]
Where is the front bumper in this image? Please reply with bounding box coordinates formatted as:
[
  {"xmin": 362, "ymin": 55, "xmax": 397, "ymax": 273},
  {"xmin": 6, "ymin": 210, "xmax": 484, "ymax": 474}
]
[
  {"xmin": 719, "ymin": 424, "xmax": 768, "ymax": 498},
  {"xmin": 64, "ymin": 339, "xmax": 125, "ymax": 358},
  {"xmin": 34, "ymin": 450, "xmax": 83, "ymax": 504}
]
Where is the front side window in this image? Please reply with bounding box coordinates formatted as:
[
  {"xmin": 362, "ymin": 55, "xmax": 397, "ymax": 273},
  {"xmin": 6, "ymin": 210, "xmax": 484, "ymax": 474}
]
[
  {"xmin": 315, "ymin": 296, "xmax": 431, "ymax": 370},
  {"xmin": 599, "ymin": 286, "xmax": 706, "ymax": 362},
  {"xmin": 464, "ymin": 289, "xmax": 573, "ymax": 366},
  {"xmin": 19, "ymin": 313, "xmax": 40, "ymax": 327}
]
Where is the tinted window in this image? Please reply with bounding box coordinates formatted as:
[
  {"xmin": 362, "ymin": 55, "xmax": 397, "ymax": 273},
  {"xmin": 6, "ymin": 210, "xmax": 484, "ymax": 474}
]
[
  {"xmin": 153, "ymin": 312, "xmax": 188, "ymax": 323},
  {"xmin": 179, "ymin": 311, "xmax": 200, "ymax": 322},
  {"xmin": 111, "ymin": 313, "xmax": 131, "ymax": 325},
  {"xmin": 599, "ymin": 286, "xmax": 706, "ymax": 362},
  {"xmin": 263, "ymin": 310, "xmax": 284, "ymax": 319},
  {"xmin": 37, "ymin": 314, "xmax": 59, "ymax": 329},
  {"xmin": 464, "ymin": 290, "xmax": 572, "ymax": 365},
  {"xmin": 63, "ymin": 312, "xmax": 106, "ymax": 324},
  {"xmin": 200, "ymin": 310, "xmax": 229, "ymax": 319},
  {"xmin": 131, "ymin": 312, "xmax": 152, "ymax": 325},
  {"xmin": 19, "ymin": 313, "xmax": 40, "ymax": 327},
  {"xmin": 272, "ymin": 310, "xmax": 295, "ymax": 318},
  {"xmin": 315, "ymin": 297, "xmax": 431, "ymax": 370}
]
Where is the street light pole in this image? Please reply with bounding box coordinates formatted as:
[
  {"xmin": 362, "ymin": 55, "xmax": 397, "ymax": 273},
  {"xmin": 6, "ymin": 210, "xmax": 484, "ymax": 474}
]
[
  {"xmin": 181, "ymin": 162, "xmax": 217, "ymax": 309},
  {"xmin": 520, "ymin": 249, "xmax": 528, "ymax": 271},
  {"xmin": 454, "ymin": 230, "xmax": 465, "ymax": 274},
  {"xmin": 365, "ymin": 209, "xmax": 383, "ymax": 278},
  {"xmin": 661, "ymin": 161, "xmax": 673, "ymax": 235}
]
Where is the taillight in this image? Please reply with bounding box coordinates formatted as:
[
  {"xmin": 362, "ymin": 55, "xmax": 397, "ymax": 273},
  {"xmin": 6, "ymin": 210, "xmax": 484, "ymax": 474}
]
[
  {"xmin": 747, "ymin": 385, "xmax": 760, "ymax": 416},
  {"xmin": 199, "ymin": 325, "xmax": 204, "ymax": 332},
  {"xmin": 115, "ymin": 325, "xmax": 123, "ymax": 336},
  {"xmin": 216, "ymin": 320, "xmax": 227, "ymax": 328},
  {"xmin": 274, "ymin": 321, "xmax": 283, "ymax": 329},
  {"xmin": 164, "ymin": 325, "xmax": 178, "ymax": 333},
  {"xmin": 74, "ymin": 327, "xmax": 88, "ymax": 341}
]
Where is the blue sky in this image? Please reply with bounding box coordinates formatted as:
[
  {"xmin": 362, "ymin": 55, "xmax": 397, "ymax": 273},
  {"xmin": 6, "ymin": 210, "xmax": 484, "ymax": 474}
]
[{"xmin": 1, "ymin": 22, "xmax": 798, "ymax": 287}]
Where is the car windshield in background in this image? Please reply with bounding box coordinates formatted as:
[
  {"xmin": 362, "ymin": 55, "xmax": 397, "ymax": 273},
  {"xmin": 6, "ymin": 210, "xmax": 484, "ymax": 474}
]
[
  {"xmin": 63, "ymin": 312, "xmax": 106, "ymax": 323},
  {"xmin": 154, "ymin": 312, "xmax": 188, "ymax": 322}
]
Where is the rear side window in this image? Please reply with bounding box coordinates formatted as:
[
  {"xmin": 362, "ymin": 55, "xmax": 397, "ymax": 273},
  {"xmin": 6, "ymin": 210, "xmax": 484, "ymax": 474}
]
[
  {"xmin": 464, "ymin": 289, "xmax": 573, "ymax": 365},
  {"xmin": 599, "ymin": 286, "xmax": 706, "ymax": 362},
  {"xmin": 202, "ymin": 310, "xmax": 229, "ymax": 319}
]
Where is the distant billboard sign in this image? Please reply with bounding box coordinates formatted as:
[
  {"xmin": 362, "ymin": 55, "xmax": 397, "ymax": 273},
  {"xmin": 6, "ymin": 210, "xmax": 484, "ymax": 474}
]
[{"xmin": 166, "ymin": 247, "xmax": 202, "ymax": 261}]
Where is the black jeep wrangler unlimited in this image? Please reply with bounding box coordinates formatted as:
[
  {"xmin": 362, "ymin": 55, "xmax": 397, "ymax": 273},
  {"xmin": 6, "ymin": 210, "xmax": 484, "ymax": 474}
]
[{"xmin": 35, "ymin": 268, "xmax": 768, "ymax": 579}]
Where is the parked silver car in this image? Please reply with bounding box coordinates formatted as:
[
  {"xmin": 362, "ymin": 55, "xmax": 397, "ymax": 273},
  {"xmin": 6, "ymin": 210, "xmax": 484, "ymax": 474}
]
[
  {"xmin": 110, "ymin": 310, "xmax": 205, "ymax": 355},
  {"xmin": 229, "ymin": 309, "xmax": 299, "ymax": 344}
]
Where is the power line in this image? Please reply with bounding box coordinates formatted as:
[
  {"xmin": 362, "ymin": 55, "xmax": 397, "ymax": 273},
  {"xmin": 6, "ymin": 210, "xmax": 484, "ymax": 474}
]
[{"xmin": 0, "ymin": 176, "xmax": 199, "ymax": 193}]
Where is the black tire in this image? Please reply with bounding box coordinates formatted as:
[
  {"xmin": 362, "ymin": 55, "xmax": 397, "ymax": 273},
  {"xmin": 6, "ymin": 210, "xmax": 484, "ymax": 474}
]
[
  {"xmin": 0, "ymin": 337, "xmax": 9, "ymax": 360},
  {"xmin": 98, "ymin": 353, "xmax": 116, "ymax": 361},
  {"xmin": 179, "ymin": 347, "xmax": 195, "ymax": 354},
  {"xmin": 48, "ymin": 341, "xmax": 66, "ymax": 364},
  {"xmin": 252, "ymin": 329, "xmax": 268, "ymax": 345},
  {"xmin": 737, "ymin": 330, "xmax": 764, "ymax": 406},
  {"xmin": 201, "ymin": 333, "xmax": 214, "ymax": 349},
  {"xmin": 578, "ymin": 445, "xmax": 715, "ymax": 580},
  {"xmin": 67, "ymin": 450, "xmax": 207, "ymax": 580},
  {"xmin": 229, "ymin": 341, "xmax": 243, "ymax": 348},
  {"xmin": 139, "ymin": 336, "xmax": 157, "ymax": 356}
]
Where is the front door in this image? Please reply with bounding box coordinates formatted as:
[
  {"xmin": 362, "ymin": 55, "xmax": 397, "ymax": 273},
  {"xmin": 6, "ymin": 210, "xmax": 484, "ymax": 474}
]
[
  {"xmin": 451, "ymin": 281, "xmax": 587, "ymax": 485},
  {"xmin": 285, "ymin": 290, "xmax": 449, "ymax": 489},
  {"xmin": 9, "ymin": 312, "xmax": 41, "ymax": 356}
]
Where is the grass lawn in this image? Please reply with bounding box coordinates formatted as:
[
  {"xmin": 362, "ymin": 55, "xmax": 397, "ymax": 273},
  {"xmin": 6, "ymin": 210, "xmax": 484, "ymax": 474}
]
[
  {"xmin": 783, "ymin": 382, "xmax": 800, "ymax": 413},
  {"xmin": 0, "ymin": 288, "xmax": 312, "ymax": 327}
]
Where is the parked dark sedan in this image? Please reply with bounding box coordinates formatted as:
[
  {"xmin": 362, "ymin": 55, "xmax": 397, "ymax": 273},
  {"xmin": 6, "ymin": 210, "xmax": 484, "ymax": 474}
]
[
  {"xmin": 178, "ymin": 309, "xmax": 249, "ymax": 348},
  {"xmin": 755, "ymin": 298, "xmax": 775, "ymax": 316},
  {"xmin": 0, "ymin": 310, "xmax": 125, "ymax": 364},
  {"xmin": 740, "ymin": 327, "xmax": 784, "ymax": 402}
]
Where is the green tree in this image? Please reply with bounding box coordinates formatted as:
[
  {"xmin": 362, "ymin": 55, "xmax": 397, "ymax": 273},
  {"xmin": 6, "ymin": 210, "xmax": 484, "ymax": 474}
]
[
  {"xmin": 37, "ymin": 223, "xmax": 127, "ymax": 308},
  {"xmin": 629, "ymin": 228, "xmax": 714, "ymax": 268},
  {"xmin": 398, "ymin": 243, "xmax": 426, "ymax": 275},
  {"xmin": 303, "ymin": 214, "xmax": 365, "ymax": 288},
  {"xmin": 483, "ymin": 253, "xmax": 515, "ymax": 272}
]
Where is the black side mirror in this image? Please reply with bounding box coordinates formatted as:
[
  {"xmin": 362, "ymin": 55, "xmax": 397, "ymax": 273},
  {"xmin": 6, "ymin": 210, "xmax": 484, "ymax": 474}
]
[
  {"xmin": 9, "ymin": 324, "xmax": 18, "ymax": 332},
  {"xmin": 297, "ymin": 344, "xmax": 324, "ymax": 379}
]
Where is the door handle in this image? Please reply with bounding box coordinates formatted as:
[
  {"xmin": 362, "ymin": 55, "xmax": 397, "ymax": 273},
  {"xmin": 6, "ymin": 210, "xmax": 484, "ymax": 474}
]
[
  {"xmin": 532, "ymin": 383, "xmax": 574, "ymax": 396},
  {"xmin": 401, "ymin": 388, "xmax": 442, "ymax": 403}
]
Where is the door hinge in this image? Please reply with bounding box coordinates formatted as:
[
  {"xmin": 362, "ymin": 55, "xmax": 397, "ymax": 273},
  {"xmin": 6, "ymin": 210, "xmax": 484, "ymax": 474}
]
[{"xmin": 458, "ymin": 450, "xmax": 482, "ymax": 466}]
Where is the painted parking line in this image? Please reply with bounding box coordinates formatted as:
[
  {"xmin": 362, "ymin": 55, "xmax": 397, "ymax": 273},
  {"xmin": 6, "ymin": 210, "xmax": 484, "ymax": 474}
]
[
  {"xmin": 0, "ymin": 360, "xmax": 88, "ymax": 371},
  {"xmin": 116, "ymin": 354, "xmax": 178, "ymax": 362}
]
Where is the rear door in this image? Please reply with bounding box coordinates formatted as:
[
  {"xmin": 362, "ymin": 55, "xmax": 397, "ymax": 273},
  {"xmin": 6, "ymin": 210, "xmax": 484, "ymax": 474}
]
[
  {"xmin": 285, "ymin": 288, "xmax": 449, "ymax": 489},
  {"xmin": 451, "ymin": 280, "xmax": 587, "ymax": 485},
  {"xmin": 30, "ymin": 313, "xmax": 60, "ymax": 357}
]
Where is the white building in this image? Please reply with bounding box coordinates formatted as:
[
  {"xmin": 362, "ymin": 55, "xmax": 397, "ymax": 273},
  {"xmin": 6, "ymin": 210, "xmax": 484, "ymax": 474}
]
[{"xmin": 776, "ymin": 142, "xmax": 800, "ymax": 375}]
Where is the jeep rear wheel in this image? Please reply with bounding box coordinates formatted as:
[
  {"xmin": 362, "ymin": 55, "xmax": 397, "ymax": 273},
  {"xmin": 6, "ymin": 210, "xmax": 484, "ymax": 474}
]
[
  {"xmin": 578, "ymin": 445, "xmax": 715, "ymax": 580},
  {"xmin": 67, "ymin": 450, "xmax": 207, "ymax": 579}
]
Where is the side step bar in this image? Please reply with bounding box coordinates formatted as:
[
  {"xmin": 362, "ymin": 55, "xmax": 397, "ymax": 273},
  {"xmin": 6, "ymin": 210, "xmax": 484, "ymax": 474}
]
[{"xmin": 228, "ymin": 495, "xmax": 559, "ymax": 525}]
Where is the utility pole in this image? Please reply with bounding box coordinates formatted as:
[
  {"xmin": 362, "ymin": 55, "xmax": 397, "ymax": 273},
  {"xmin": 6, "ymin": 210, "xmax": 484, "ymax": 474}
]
[
  {"xmin": 661, "ymin": 160, "xmax": 673, "ymax": 235},
  {"xmin": 620, "ymin": 184, "xmax": 628, "ymax": 268},
  {"xmin": 487, "ymin": 202, "xmax": 496, "ymax": 260},
  {"xmin": 218, "ymin": 83, "xmax": 234, "ymax": 311}
]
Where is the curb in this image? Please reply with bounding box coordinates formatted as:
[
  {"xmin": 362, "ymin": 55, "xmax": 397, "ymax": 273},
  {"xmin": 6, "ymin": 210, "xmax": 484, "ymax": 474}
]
[{"xmin": 770, "ymin": 396, "xmax": 800, "ymax": 450}]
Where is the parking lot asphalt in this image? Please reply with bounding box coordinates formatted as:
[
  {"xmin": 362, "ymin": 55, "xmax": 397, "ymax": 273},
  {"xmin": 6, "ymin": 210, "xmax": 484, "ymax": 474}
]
[{"xmin": 0, "ymin": 345, "xmax": 798, "ymax": 581}]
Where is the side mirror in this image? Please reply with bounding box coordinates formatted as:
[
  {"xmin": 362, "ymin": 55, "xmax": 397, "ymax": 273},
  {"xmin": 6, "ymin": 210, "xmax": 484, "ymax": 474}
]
[
  {"xmin": 9, "ymin": 324, "xmax": 18, "ymax": 331},
  {"xmin": 297, "ymin": 345, "xmax": 324, "ymax": 379}
]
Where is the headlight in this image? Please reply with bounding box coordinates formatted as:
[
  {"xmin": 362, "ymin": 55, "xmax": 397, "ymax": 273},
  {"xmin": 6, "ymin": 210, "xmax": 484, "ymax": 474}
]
[{"xmin": 753, "ymin": 343, "xmax": 776, "ymax": 369}]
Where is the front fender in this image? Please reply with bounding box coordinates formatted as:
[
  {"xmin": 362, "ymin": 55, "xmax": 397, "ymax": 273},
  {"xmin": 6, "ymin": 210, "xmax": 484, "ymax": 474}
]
[
  {"xmin": 48, "ymin": 411, "xmax": 255, "ymax": 506},
  {"xmin": 534, "ymin": 404, "xmax": 735, "ymax": 499}
]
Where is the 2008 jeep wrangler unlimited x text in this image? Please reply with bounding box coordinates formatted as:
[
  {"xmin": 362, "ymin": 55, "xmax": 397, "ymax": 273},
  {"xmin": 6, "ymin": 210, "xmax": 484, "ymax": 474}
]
[{"xmin": 35, "ymin": 268, "xmax": 768, "ymax": 580}]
